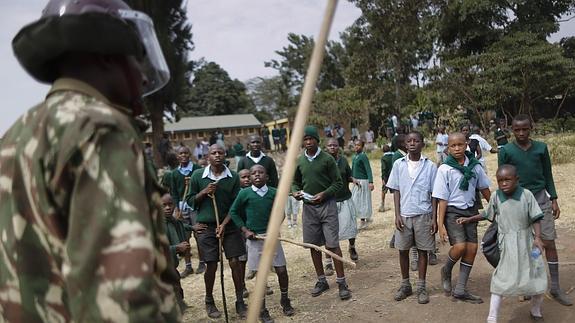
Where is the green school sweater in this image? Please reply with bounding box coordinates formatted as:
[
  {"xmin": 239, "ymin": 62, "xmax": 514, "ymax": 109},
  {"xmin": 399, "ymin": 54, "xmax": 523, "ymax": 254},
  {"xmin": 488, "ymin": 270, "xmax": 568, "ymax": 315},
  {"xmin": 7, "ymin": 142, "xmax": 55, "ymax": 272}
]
[
  {"xmin": 170, "ymin": 163, "xmax": 200, "ymax": 208},
  {"xmin": 233, "ymin": 143, "xmax": 246, "ymax": 157},
  {"xmin": 381, "ymin": 152, "xmax": 394, "ymax": 180},
  {"xmin": 352, "ymin": 152, "xmax": 373, "ymax": 183},
  {"xmin": 237, "ymin": 155, "xmax": 279, "ymax": 187},
  {"xmin": 334, "ymin": 156, "xmax": 352, "ymax": 202},
  {"xmin": 292, "ymin": 150, "xmax": 343, "ymax": 199},
  {"xmin": 230, "ymin": 187, "xmax": 276, "ymax": 234},
  {"xmin": 392, "ymin": 149, "xmax": 406, "ymax": 164},
  {"xmin": 186, "ymin": 167, "xmax": 241, "ymax": 225},
  {"xmin": 164, "ymin": 216, "xmax": 192, "ymax": 266},
  {"xmin": 498, "ymin": 140, "xmax": 558, "ymax": 199}
]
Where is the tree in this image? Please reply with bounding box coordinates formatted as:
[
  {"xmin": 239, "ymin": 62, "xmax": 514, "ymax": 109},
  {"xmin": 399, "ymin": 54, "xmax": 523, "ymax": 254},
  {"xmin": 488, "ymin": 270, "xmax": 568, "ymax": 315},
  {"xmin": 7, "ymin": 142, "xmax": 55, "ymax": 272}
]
[
  {"xmin": 245, "ymin": 76, "xmax": 291, "ymax": 121},
  {"xmin": 185, "ymin": 62, "xmax": 255, "ymax": 116},
  {"xmin": 125, "ymin": 0, "xmax": 194, "ymax": 167}
]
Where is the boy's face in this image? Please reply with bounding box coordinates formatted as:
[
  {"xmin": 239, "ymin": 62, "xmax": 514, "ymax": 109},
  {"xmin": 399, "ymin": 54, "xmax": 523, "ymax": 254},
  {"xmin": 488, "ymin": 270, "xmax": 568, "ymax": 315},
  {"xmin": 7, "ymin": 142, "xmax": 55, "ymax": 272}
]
[
  {"xmin": 354, "ymin": 141, "xmax": 363, "ymax": 153},
  {"xmin": 178, "ymin": 148, "xmax": 191, "ymax": 165},
  {"xmin": 512, "ymin": 119, "xmax": 531, "ymax": 143},
  {"xmin": 461, "ymin": 126, "xmax": 470, "ymax": 138},
  {"xmin": 448, "ymin": 134, "xmax": 467, "ymax": 161},
  {"xmin": 239, "ymin": 170, "xmax": 251, "ymax": 188},
  {"xmin": 406, "ymin": 134, "xmax": 423, "ymax": 154},
  {"xmin": 303, "ymin": 135, "xmax": 318, "ymax": 151},
  {"xmin": 326, "ymin": 139, "xmax": 339, "ymax": 156},
  {"xmin": 208, "ymin": 145, "xmax": 225, "ymax": 166},
  {"xmin": 249, "ymin": 137, "xmax": 262, "ymax": 153},
  {"xmin": 250, "ymin": 166, "xmax": 267, "ymax": 188},
  {"xmin": 496, "ymin": 169, "xmax": 518, "ymax": 195},
  {"xmin": 161, "ymin": 194, "xmax": 174, "ymax": 217}
]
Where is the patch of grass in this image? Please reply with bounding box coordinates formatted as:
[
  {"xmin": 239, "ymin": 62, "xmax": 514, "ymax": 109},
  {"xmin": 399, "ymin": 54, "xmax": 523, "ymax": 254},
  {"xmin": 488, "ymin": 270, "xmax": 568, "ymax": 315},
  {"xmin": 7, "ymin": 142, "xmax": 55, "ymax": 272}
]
[{"xmin": 538, "ymin": 133, "xmax": 575, "ymax": 165}]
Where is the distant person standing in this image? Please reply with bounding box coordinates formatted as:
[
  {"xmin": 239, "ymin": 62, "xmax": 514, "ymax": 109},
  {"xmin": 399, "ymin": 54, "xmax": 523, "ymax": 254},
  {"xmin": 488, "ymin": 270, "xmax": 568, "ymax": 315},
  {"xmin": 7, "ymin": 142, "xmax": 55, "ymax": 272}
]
[
  {"xmin": 352, "ymin": 140, "xmax": 374, "ymax": 230},
  {"xmin": 279, "ymin": 124, "xmax": 288, "ymax": 151},
  {"xmin": 233, "ymin": 138, "xmax": 246, "ymax": 166},
  {"xmin": 261, "ymin": 126, "xmax": 271, "ymax": 151},
  {"xmin": 272, "ymin": 125, "xmax": 281, "ymax": 151},
  {"xmin": 335, "ymin": 124, "xmax": 346, "ymax": 148},
  {"xmin": 391, "ymin": 114, "xmax": 399, "ymax": 134},
  {"xmin": 365, "ymin": 128, "xmax": 375, "ymax": 152},
  {"xmin": 494, "ymin": 119, "xmax": 511, "ymax": 149},
  {"xmin": 435, "ymin": 126, "xmax": 448, "ymax": 165}
]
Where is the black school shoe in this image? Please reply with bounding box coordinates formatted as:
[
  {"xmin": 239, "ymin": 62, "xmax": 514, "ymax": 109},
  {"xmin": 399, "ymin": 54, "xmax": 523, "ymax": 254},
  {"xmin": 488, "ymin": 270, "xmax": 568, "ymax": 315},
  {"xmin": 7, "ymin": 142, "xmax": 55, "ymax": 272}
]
[
  {"xmin": 394, "ymin": 284, "xmax": 413, "ymax": 301},
  {"xmin": 311, "ymin": 280, "xmax": 330, "ymax": 297},
  {"xmin": 260, "ymin": 308, "xmax": 274, "ymax": 323},
  {"xmin": 236, "ymin": 300, "xmax": 248, "ymax": 319},
  {"xmin": 440, "ymin": 266, "xmax": 452, "ymax": 295},
  {"xmin": 338, "ymin": 282, "xmax": 352, "ymax": 300},
  {"xmin": 205, "ymin": 301, "xmax": 221, "ymax": 319},
  {"xmin": 281, "ymin": 298, "xmax": 295, "ymax": 316},
  {"xmin": 349, "ymin": 247, "xmax": 359, "ymax": 261},
  {"xmin": 550, "ymin": 289, "xmax": 573, "ymax": 306},
  {"xmin": 452, "ymin": 291, "xmax": 484, "ymax": 304}
]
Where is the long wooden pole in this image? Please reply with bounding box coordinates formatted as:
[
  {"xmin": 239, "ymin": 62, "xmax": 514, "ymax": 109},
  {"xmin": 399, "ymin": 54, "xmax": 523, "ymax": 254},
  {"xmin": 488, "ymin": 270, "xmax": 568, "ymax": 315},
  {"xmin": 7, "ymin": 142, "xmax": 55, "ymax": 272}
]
[
  {"xmin": 254, "ymin": 235, "xmax": 356, "ymax": 267},
  {"xmin": 246, "ymin": 1, "xmax": 339, "ymax": 321}
]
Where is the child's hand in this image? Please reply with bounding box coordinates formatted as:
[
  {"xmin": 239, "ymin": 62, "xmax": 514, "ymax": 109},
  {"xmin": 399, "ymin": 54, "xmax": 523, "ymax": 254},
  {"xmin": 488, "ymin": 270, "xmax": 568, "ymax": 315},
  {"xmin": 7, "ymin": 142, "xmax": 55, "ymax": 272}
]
[
  {"xmin": 533, "ymin": 237, "xmax": 545, "ymax": 254},
  {"xmin": 216, "ymin": 223, "xmax": 226, "ymax": 238},
  {"xmin": 311, "ymin": 192, "xmax": 326, "ymax": 204},
  {"xmin": 175, "ymin": 242, "xmax": 190, "ymax": 254},
  {"xmin": 456, "ymin": 217, "xmax": 469, "ymax": 225},
  {"xmin": 395, "ymin": 216, "xmax": 405, "ymax": 231},
  {"xmin": 368, "ymin": 183, "xmax": 374, "ymax": 191},
  {"xmin": 551, "ymin": 200, "xmax": 560, "ymax": 219},
  {"xmin": 192, "ymin": 223, "xmax": 207, "ymax": 234},
  {"xmin": 438, "ymin": 225, "xmax": 449, "ymax": 244},
  {"xmin": 243, "ymin": 228, "xmax": 256, "ymax": 240},
  {"xmin": 292, "ymin": 191, "xmax": 304, "ymax": 201}
]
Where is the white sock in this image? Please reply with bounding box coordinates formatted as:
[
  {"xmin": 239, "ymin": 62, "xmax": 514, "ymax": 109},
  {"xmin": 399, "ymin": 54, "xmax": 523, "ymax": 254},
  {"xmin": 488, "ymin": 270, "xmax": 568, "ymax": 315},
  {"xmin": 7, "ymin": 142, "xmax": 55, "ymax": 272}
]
[
  {"xmin": 530, "ymin": 294, "xmax": 543, "ymax": 317},
  {"xmin": 487, "ymin": 294, "xmax": 502, "ymax": 322},
  {"xmin": 324, "ymin": 257, "xmax": 333, "ymax": 266}
]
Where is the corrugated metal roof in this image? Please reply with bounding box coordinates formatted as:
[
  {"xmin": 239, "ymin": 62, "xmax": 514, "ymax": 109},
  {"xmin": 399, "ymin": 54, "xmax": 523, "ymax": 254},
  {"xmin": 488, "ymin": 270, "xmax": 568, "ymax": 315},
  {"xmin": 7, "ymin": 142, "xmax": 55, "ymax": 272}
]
[{"xmin": 162, "ymin": 114, "xmax": 262, "ymax": 132}]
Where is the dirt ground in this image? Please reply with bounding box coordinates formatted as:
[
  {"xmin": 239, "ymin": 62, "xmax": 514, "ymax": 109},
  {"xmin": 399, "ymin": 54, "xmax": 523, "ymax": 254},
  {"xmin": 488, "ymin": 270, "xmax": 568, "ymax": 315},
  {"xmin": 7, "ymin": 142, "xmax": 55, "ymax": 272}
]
[{"xmin": 180, "ymin": 150, "xmax": 575, "ymax": 323}]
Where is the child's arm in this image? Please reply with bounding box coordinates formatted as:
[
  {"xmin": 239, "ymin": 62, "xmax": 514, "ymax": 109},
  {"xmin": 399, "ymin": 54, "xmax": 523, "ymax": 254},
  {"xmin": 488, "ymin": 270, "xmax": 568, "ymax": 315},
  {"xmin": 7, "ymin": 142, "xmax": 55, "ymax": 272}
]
[
  {"xmin": 437, "ymin": 199, "xmax": 448, "ymax": 243},
  {"xmin": 456, "ymin": 214, "xmax": 485, "ymax": 225},
  {"xmin": 480, "ymin": 187, "xmax": 491, "ymax": 202},
  {"xmin": 542, "ymin": 145, "xmax": 560, "ymax": 218},
  {"xmin": 431, "ymin": 197, "xmax": 438, "ymax": 234},
  {"xmin": 393, "ymin": 191, "xmax": 404, "ymax": 231},
  {"xmin": 532, "ymin": 221, "xmax": 545, "ymax": 252}
]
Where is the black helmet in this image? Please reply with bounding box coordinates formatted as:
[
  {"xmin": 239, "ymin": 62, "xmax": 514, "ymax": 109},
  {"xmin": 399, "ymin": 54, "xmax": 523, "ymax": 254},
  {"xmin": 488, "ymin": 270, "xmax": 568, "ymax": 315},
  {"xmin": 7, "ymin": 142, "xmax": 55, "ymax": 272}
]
[{"xmin": 12, "ymin": 0, "xmax": 170, "ymax": 96}]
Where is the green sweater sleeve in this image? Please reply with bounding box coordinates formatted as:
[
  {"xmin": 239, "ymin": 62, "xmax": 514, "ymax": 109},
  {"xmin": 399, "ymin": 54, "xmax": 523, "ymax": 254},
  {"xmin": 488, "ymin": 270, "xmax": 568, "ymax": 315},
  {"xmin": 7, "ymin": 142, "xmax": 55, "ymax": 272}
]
[
  {"xmin": 324, "ymin": 157, "xmax": 343, "ymax": 197},
  {"xmin": 497, "ymin": 146, "xmax": 507, "ymax": 167},
  {"xmin": 267, "ymin": 158, "xmax": 279, "ymax": 188},
  {"xmin": 230, "ymin": 191, "xmax": 247, "ymax": 229},
  {"xmin": 363, "ymin": 154, "xmax": 373, "ymax": 183},
  {"xmin": 292, "ymin": 161, "xmax": 303, "ymax": 192},
  {"xmin": 542, "ymin": 145, "xmax": 558, "ymax": 199}
]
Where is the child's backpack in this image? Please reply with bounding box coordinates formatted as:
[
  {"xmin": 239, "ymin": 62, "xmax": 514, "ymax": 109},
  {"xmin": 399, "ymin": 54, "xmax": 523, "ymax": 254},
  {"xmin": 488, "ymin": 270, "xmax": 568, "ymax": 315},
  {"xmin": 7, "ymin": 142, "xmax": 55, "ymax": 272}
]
[{"xmin": 481, "ymin": 194, "xmax": 500, "ymax": 268}]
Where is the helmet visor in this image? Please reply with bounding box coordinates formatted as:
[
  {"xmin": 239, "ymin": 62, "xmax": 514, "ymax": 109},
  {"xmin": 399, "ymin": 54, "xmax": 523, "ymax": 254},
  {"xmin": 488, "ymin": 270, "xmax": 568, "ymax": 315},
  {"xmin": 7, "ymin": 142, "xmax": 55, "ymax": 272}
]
[{"xmin": 119, "ymin": 9, "xmax": 170, "ymax": 96}]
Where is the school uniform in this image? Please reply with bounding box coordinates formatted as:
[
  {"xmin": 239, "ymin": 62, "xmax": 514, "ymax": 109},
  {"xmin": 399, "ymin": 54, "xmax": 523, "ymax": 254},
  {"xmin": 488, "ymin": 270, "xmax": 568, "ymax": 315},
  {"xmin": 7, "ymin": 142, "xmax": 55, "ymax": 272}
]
[
  {"xmin": 380, "ymin": 151, "xmax": 394, "ymax": 191},
  {"xmin": 230, "ymin": 185, "xmax": 286, "ymax": 271},
  {"xmin": 435, "ymin": 133, "xmax": 448, "ymax": 163},
  {"xmin": 351, "ymin": 151, "xmax": 373, "ymax": 220},
  {"xmin": 498, "ymin": 140, "xmax": 558, "ymax": 240},
  {"xmin": 432, "ymin": 153, "xmax": 490, "ymax": 245},
  {"xmin": 170, "ymin": 161, "xmax": 200, "ymax": 224},
  {"xmin": 186, "ymin": 165, "xmax": 245, "ymax": 262},
  {"xmin": 387, "ymin": 156, "xmax": 437, "ymax": 251},
  {"xmin": 292, "ymin": 148, "xmax": 343, "ymax": 248},
  {"xmin": 483, "ymin": 187, "xmax": 547, "ymax": 296}
]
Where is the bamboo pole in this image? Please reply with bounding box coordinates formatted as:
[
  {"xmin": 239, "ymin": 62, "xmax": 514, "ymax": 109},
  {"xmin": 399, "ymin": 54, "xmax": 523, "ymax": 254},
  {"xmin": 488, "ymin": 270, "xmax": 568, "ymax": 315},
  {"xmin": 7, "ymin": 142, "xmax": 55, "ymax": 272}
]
[
  {"xmin": 246, "ymin": 1, "xmax": 339, "ymax": 321},
  {"xmin": 254, "ymin": 235, "xmax": 356, "ymax": 267}
]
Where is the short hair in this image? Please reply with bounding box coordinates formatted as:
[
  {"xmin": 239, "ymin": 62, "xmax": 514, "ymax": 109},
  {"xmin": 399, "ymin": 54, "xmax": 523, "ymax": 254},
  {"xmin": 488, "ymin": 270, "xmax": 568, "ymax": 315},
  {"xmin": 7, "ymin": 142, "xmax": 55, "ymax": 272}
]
[
  {"xmin": 177, "ymin": 145, "xmax": 190, "ymax": 153},
  {"xmin": 459, "ymin": 124, "xmax": 470, "ymax": 131},
  {"xmin": 392, "ymin": 134, "xmax": 406, "ymax": 149},
  {"xmin": 407, "ymin": 131, "xmax": 424, "ymax": 141},
  {"xmin": 382, "ymin": 144, "xmax": 390, "ymax": 152},
  {"xmin": 250, "ymin": 164, "xmax": 266, "ymax": 174},
  {"xmin": 513, "ymin": 114, "xmax": 531, "ymax": 126},
  {"xmin": 165, "ymin": 151, "xmax": 179, "ymax": 169},
  {"xmin": 354, "ymin": 139, "xmax": 365, "ymax": 146},
  {"xmin": 238, "ymin": 169, "xmax": 250, "ymax": 175},
  {"xmin": 326, "ymin": 137, "xmax": 339, "ymax": 146},
  {"xmin": 448, "ymin": 132, "xmax": 466, "ymax": 142},
  {"xmin": 496, "ymin": 164, "xmax": 517, "ymax": 177}
]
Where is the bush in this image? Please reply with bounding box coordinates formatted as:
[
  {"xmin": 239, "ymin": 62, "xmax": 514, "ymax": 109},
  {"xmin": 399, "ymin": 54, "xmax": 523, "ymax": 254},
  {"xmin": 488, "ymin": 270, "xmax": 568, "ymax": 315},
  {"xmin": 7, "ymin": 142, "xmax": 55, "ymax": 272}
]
[{"xmin": 543, "ymin": 134, "xmax": 575, "ymax": 165}]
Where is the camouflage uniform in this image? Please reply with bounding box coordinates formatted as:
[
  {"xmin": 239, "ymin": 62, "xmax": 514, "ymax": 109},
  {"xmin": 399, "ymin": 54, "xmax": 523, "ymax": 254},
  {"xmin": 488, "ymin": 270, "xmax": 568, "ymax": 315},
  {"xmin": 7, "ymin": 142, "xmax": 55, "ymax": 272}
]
[{"xmin": 0, "ymin": 78, "xmax": 182, "ymax": 322}]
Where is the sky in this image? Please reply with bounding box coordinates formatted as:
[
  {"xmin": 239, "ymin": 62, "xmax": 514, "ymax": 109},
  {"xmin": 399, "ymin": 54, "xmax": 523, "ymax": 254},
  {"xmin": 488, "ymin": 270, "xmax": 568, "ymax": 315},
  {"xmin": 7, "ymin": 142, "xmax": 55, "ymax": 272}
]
[{"xmin": 0, "ymin": 1, "xmax": 574, "ymax": 136}]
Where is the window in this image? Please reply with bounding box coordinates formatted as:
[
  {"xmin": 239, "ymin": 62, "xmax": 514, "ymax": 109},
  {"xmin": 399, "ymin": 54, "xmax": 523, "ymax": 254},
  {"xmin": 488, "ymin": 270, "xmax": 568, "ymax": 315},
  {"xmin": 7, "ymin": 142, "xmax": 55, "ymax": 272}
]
[
  {"xmin": 248, "ymin": 128, "xmax": 256, "ymax": 134},
  {"xmin": 184, "ymin": 132, "xmax": 191, "ymax": 139},
  {"xmin": 197, "ymin": 131, "xmax": 204, "ymax": 138},
  {"xmin": 236, "ymin": 128, "xmax": 243, "ymax": 135},
  {"xmin": 224, "ymin": 129, "xmax": 230, "ymax": 136}
]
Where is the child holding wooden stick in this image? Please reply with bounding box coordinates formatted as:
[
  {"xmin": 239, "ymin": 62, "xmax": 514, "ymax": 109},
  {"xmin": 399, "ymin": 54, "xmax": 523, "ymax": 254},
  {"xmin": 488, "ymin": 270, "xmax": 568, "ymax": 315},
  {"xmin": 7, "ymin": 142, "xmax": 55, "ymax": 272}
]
[{"xmin": 230, "ymin": 165, "xmax": 295, "ymax": 322}]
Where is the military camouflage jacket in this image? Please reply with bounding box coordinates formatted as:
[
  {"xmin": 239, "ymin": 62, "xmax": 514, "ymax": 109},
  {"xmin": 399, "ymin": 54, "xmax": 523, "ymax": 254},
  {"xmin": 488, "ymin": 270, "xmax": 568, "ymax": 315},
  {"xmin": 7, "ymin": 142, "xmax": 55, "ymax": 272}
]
[{"xmin": 0, "ymin": 79, "xmax": 181, "ymax": 322}]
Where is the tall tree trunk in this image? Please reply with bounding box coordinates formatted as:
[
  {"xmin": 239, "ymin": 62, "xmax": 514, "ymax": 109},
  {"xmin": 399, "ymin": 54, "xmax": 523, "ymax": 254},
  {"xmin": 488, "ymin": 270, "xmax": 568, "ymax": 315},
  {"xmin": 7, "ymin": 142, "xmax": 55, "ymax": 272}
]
[{"xmin": 149, "ymin": 102, "xmax": 165, "ymax": 168}]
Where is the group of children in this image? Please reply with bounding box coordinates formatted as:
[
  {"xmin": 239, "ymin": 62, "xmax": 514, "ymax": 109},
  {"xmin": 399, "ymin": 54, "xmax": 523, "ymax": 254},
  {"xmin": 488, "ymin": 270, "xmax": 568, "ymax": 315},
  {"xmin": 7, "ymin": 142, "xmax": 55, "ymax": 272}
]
[
  {"xmin": 160, "ymin": 115, "xmax": 570, "ymax": 322},
  {"xmin": 386, "ymin": 114, "xmax": 571, "ymax": 322}
]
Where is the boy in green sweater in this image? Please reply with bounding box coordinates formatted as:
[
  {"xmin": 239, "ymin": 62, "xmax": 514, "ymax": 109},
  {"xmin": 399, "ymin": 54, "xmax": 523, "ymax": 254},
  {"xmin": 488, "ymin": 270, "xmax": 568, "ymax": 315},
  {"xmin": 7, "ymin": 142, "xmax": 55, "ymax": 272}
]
[
  {"xmin": 498, "ymin": 114, "xmax": 572, "ymax": 306},
  {"xmin": 170, "ymin": 145, "xmax": 203, "ymax": 276},
  {"xmin": 379, "ymin": 144, "xmax": 394, "ymax": 213},
  {"xmin": 186, "ymin": 144, "xmax": 248, "ymax": 319},
  {"xmin": 162, "ymin": 194, "xmax": 191, "ymax": 311},
  {"xmin": 230, "ymin": 165, "xmax": 295, "ymax": 322},
  {"xmin": 292, "ymin": 126, "xmax": 351, "ymax": 300},
  {"xmin": 237, "ymin": 135, "xmax": 279, "ymax": 187},
  {"xmin": 352, "ymin": 140, "xmax": 374, "ymax": 229}
]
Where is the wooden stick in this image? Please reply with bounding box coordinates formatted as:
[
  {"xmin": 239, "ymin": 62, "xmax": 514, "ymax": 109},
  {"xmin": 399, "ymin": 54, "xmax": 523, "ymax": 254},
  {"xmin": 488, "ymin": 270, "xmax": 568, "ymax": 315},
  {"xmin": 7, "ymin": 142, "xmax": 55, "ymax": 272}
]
[
  {"xmin": 254, "ymin": 235, "xmax": 356, "ymax": 267},
  {"xmin": 246, "ymin": 1, "xmax": 339, "ymax": 322},
  {"xmin": 210, "ymin": 194, "xmax": 229, "ymax": 323}
]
